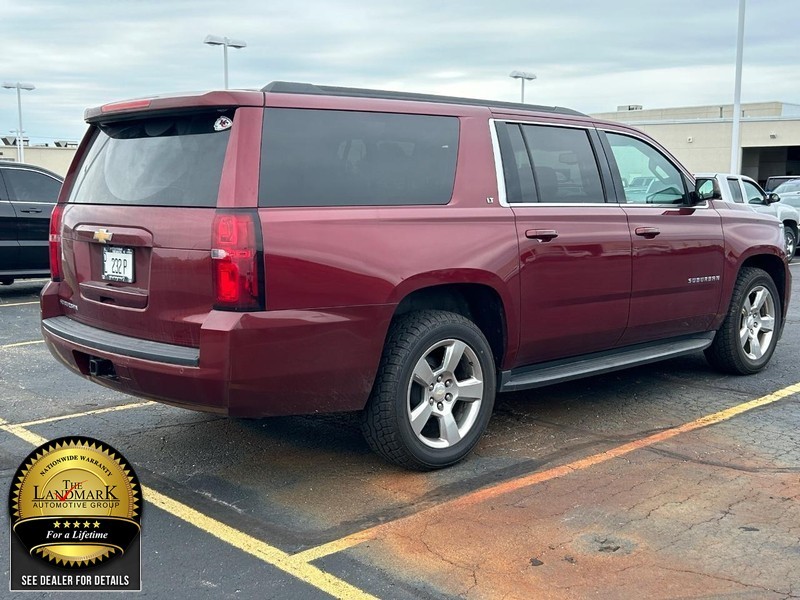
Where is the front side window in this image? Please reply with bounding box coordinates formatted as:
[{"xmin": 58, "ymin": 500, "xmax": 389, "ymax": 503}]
[
  {"xmin": 259, "ymin": 109, "xmax": 459, "ymax": 207},
  {"xmin": 742, "ymin": 180, "xmax": 766, "ymax": 204},
  {"xmin": 726, "ymin": 178, "xmax": 744, "ymax": 203},
  {"xmin": 3, "ymin": 169, "xmax": 61, "ymax": 203},
  {"xmin": 606, "ymin": 133, "xmax": 687, "ymax": 205},
  {"xmin": 520, "ymin": 125, "xmax": 604, "ymax": 203}
]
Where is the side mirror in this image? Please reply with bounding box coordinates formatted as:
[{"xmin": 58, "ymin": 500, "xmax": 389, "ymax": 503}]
[
  {"xmin": 766, "ymin": 192, "xmax": 781, "ymax": 204},
  {"xmin": 692, "ymin": 178, "xmax": 721, "ymax": 203}
]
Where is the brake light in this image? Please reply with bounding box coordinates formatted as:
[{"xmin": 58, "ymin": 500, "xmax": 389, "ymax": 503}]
[
  {"xmin": 100, "ymin": 99, "xmax": 151, "ymax": 113},
  {"xmin": 49, "ymin": 203, "xmax": 65, "ymax": 281},
  {"xmin": 211, "ymin": 212, "xmax": 263, "ymax": 311}
]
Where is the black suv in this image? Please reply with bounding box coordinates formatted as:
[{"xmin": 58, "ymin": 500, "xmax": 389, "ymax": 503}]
[{"xmin": 0, "ymin": 162, "xmax": 63, "ymax": 285}]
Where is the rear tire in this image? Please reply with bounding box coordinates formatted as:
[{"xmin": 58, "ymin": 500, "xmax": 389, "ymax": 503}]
[
  {"xmin": 784, "ymin": 225, "xmax": 796, "ymax": 263},
  {"xmin": 705, "ymin": 267, "xmax": 781, "ymax": 375},
  {"xmin": 361, "ymin": 310, "xmax": 496, "ymax": 470}
]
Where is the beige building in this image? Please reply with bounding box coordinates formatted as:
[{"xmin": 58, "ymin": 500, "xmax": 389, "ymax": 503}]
[
  {"xmin": 592, "ymin": 102, "xmax": 800, "ymax": 185},
  {"xmin": 0, "ymin": 138, "xmax": 78, "ymax": 176}
]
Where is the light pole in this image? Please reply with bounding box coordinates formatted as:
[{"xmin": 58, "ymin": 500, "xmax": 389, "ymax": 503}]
[
  {"xmin": 509, "ymin": 71, "xmax": 536, "ymax": 103},
  {"xmin": 203, "ymin": 35, "xmax": 247, "ymax": 89},
  {"xmin": 730, "ymin": 0, "xmax": 746, "ymax": 173},
  {"xmin": 2, "ymin": 82, "xmax": 35, "ymax": 163}
]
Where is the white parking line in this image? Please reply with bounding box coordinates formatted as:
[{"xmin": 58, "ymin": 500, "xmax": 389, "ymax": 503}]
[{"xmin": 0, "ymin": 340, "xmax": 44, "ymax": 350}]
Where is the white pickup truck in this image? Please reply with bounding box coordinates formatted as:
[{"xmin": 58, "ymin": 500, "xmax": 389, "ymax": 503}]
[{"xmin": 696, "ymin": 173, "xmax": 798, "ymax": 262}]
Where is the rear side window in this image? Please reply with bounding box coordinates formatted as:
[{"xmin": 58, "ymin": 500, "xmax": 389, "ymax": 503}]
[
  {"xmin": 3, "ymin": 169, "xmax": 61, "ymax": 203},
  {"xmin": 69, "ymin": 111, "xmax": 233, "ymax": 207},
  {"xmin": 259, "ymin": 109, "xmax": 459, "ymax": 207},
  {"xmin": 520, "ymin": 125, "xmax": 605, "ymax": 203}
]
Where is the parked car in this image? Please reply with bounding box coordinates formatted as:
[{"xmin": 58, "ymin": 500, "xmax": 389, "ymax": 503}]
[
  {"xmin": 695, "ymin": 173, "xmax": 798, "ymax": 262},
  {"xmin": 765, "ymin": 175, "xmax": 800, "ymax": 193},
  {"xmin": 773, "ymin": 179, "xmax": 800, "ymax": 209},
  {"xmin": 41, "ymin": 83, "xmax": 790, "ymax": 469},
  {"xmin": 0, "ymin": 162, "xmax": 63, "ymax": 285}
]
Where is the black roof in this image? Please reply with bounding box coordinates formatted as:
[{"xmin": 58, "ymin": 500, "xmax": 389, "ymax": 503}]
[{"xmin": 261, "ymin": 81, "xmax": 586, "ymax": 117}]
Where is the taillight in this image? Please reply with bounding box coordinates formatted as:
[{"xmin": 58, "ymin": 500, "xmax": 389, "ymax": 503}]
[
  {"xmin": 49, "ymin": 203, "xmax": 65, "ymax": 281},
  {"xmin": 211, "ymin": 211, "xmax": 263, "ymax": 311}
]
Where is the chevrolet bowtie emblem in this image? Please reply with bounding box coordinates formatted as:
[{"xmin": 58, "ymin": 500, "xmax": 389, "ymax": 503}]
[{"xmin": 93, "ymin": 229, "xmax": 113, "ymax": 244}]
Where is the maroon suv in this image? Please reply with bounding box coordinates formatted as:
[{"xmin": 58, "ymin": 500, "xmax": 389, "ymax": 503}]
[{"xmin": 41, "ymin": 82, "xmax": 791, "ymax": 469}]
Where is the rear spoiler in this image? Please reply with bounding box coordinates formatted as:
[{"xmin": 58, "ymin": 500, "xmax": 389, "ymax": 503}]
[{"xmin": 84, "ymin": 90, "xmax": 264, "ymax": 123}]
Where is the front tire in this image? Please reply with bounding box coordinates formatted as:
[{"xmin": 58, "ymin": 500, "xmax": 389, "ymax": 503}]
[
  {"xmin": 784, "ymin": 225, "xmax": 796, "ymax": 263},
  {"xmin": 361, "ymin": 310, "xmax": 496, "ymax": 470},
  {"xmin": 705, "ymin": 267, "xmax": 781, "ymax": 375}
]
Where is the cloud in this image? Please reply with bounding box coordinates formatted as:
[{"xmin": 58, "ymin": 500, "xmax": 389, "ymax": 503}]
[{"xmin": 2, "ymin": 0, "xmax": 798, "ymax": 143}]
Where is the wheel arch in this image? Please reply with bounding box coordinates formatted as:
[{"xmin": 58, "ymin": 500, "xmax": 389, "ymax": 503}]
[
  {"xmin": 390, "ymin": 282, "xmax": 511, "ymax": 370},
  {"xmin": 740, "ymin": 254, "xmax": 788, "ymax": 318}
]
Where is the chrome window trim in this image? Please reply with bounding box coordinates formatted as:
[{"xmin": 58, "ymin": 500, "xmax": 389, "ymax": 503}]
[
  {"xmin": 0, "ymin": 199, "xmax": 56, "ymax": 206},
  {"xmin": 0, "ymin": 166, "xmax": 62, "ymax": 183},
  {"xmin": 495, "ymin": 118, "xmax": 593, "ymax": 131},
  {"xmin": 621, "ymin": 201, "xmax": 710, "ymax": 209},
  {"xmin": 488, "ymin": 119, "xmax": 509, "ymax": 207},
  {"xmin": 498, "ymin": 202, "xmax": 619, "ymax": 208},
  {"xmin": 490, "ymin": 118, "xmax": 616, "ymax": 208},
  {"xmin": 490, "ymin": 120, "xmax": 710, "ymax": 210}
]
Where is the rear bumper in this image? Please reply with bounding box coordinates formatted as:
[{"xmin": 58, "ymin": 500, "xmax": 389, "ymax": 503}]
[
  {"xmin": 41, "ymin": 285, "xmax": 393, "ymax": 417},
  {"xmin": 43, "ymin": 316, "xmax": 199, "ymax": 366}
]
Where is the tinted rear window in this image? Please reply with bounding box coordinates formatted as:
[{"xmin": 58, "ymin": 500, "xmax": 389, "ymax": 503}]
[
  {"xmin": 259, "ymin": 108, "xmax": 459, "ymax": 207},
  {"xmin": 69, "ymin": 111, "xmax": 233, "ymax": 207}
]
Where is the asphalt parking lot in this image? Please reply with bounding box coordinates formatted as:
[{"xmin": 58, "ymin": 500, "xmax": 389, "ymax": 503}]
[{"xmin": 1, "ymin": 272, "xmax": 799, "ymax": 600}]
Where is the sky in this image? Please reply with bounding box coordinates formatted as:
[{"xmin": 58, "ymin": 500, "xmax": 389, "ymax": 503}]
[{"xmin": 2, "ymin": 0, "xmax": 799, "ymax": 145}]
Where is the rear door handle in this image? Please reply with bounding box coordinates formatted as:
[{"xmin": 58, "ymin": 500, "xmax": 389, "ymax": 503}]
[
  {"xmin": 525, "ymin": 229, "xmax": 559, "ymax": 241},
  {"xmin": 19, "ymin": 208, "xmax": 43, "ymax": 214},
  {"xmin": 634, "ymin": 227, "xmax": 660, "ymax": 238}
]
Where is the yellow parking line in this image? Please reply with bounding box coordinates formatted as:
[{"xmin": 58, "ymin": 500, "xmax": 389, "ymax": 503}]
[
  {"xmin": 9, "ymin": 401, "xmax": 155, "ymax": 428},
  {"xmin": 3, "ymin": 380, "xmax": 797, "ymax": 592},
  {"xmin": 0, "ymin": 340, "xmax": 44, "ymax": 349},
  {"xmin": 0, "ymin": 419, "xmax": 50, "ymax": 447},
  {"xmin": 147, "ymin": 488, "xmax": 378, "ymax": 599},
  {"xmin": 0, "ymin": 419, "xmax": 378, "ymax": 599},
  {"xmin": 0, "ymin": 301, "xmax": 39, "ymax": 307},
  {"xmin": 302, "ymin": 380, "xmax": 800, "ymax": 561},
  {"xmin": 292, "ymin": 532, "xmax": 376, "ymax": 564}
]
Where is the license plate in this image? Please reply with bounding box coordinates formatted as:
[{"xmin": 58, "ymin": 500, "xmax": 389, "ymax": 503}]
[{"xmin": 102, "ymin": 246, "xmax": 135, "ymax": 283}]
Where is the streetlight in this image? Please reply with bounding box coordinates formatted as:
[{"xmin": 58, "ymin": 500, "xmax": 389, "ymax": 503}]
[
  {"xmin": 2, "ymin": 82, "xmax": 35, "ymax": 163},
  {"xmin": 730, "ymin": 0, "xmax": 746, "ymax": 173},
  {"xmin": 203, "ymin": 35, "xmax": 247, "ymax": 90},
  {"xmin": 509, "ymin": 71, "xmax": 536, "ymax": 103}
]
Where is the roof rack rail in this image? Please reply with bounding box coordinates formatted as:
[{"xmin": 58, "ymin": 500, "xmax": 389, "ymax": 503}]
[{"xmin": 261, "ymin": 81, "xmax": 586, "ymax": 117}]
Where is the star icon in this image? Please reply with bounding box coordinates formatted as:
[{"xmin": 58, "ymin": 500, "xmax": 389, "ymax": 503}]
[
  {"xmin": 83, "ymin": 521, "xmax": 91, "ymax": 528},
  {"xmin": 63, "ymin": 521, "xmax": 71, "ymax": 529},
  {"xmin": 93, "ymin": 521, "xmax": 101, "ymax": 529},
  {"xmin": 53, "ymin": 521, "xmax": 60, "ymax": 528},
  {"xmin": 72, "ymin": 521, "xmax": 81, "ymax": 528}
]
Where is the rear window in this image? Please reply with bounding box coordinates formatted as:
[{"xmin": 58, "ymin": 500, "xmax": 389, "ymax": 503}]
[
  {"xmin": 259, "ymin": 108, "xmax": 459, "ymax": 207},
  {"xmin": 69, "ymin": 111, "xmax": 233, "ymax": 207}
]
